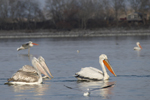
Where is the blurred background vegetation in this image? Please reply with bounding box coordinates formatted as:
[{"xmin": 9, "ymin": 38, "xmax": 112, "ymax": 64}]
[{"xmin": 0, "ymin": 0, "xmax": 150, "ymax": 31}]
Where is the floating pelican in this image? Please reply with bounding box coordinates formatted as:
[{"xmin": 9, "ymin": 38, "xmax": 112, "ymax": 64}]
[
  {"xmin": 6, "ymin": 57, "xmax": 51, "ymax": 85},
  {"xmin": 134, "ymin": 42, "xmax": 142, "ymax": 50},
  {"xmin": 75, "ymin": 54, "xmax": 117, "ymax": 80},
  {"xmin": 17, "ymin": 56, "xmax": 53, "ymax": 79},
  {"xmin": 17, "ymin": 41, "xmax": 38, "ymax": 55}
]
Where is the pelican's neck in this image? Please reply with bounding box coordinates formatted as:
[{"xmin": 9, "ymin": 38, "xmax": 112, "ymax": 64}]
[
  {"xmin": 99, "ymin": 60, "xmax": 109, "ymax": 80},
  {"xmin": 33, "ymin": 64, "xmax": 43, "ymax": 84},
  {"xmin": 37, "ymin": 68, "xmax": 43, "ymax": 84}
]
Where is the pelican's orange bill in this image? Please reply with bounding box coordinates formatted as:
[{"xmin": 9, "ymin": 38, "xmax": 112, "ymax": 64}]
[
  {"xmin": 32, "ymin": 43, "xmax": 39, "ymax": 45},
  {"xmin": 139, "ymin": 44, "xmax": 142, "ymax": 49},
  {"xmin": 103, "ymin": 59, "xmax": 117, "ymax": 77}
]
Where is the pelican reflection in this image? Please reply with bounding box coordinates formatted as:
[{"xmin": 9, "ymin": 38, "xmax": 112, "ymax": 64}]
[
  {"xmin": 10, "ymin": 84, "xmax": 50, "ymax": 96},
  {"xmin": 136, "ymin": 50, "xmax": 141, "ymax": 57}
]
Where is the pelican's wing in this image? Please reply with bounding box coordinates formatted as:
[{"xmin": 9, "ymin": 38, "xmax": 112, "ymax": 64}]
[
  {"xmin": 88, "ymin": 67, "xmax": 103, "ymax": 74},
  {"xmin": 19, "ymin": 65, "xmax": 37, "ymax": 73},
  {"xmin": 8, "ymin": 70, "xmax": 39, "ymax": 82},
  {"xmin": 75, "ymin": 67, "xmax": 104, "ymax": 80}
]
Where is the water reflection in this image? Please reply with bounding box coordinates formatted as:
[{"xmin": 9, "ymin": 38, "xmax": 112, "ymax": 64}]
[
  {"xmin": 77, "ymin": 80, "xmax": 115, "ymax": 98},
  {"xmin": 17, "ymin": 54, "xmax": 39, "ymax": 61},
  {"xmin": 10, "ymin": 84, "xmax": 50, "ymax": 96},
  {"xmin": 136, "ymin": 50, "xmax": 141, "ymax": 57},
  {"xmin": 100, "ymin": 81, "xmax": 115, "ymax": 99},
  {"xmin": 1, "ymin": 36, "xmax": 150, "ymax": 100},
  {"xmin": 17, "ymin": 54, "xmax": 32, "ymax": 60}
]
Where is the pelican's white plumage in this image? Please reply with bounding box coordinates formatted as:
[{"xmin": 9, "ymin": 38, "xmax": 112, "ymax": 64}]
[
  {"xmin": 76, "ymin": 67, "xmax": 103, "ymax": 80},
  {"xmin": 75, "ymin": 54, "xmax": 117, "ymax": 80},
  {"xmin": 6, "ymin": 57, "xmax": 51, "ymax": 85},
  {"xmin": 134, "ymin": 42, "xmax": 142, "ymax": 50},
  {"xmin": 18, "ymin": 56, "xmax": 53, "ymax": 79}
]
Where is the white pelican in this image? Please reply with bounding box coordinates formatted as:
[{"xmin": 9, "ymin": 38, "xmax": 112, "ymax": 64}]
[
  {"xmin": 6, "ymin": 57, "xmax": 50, "ymax": 85},
  {"xmin": 134, "ymin": 42, "xmax": 142, "ymax": 50},
  {"xmin": 17, "ymin": 41, "xmax": 39, "ymax": 55},
  {"xmin": 18, "ymin": 56, "xmax": 53, "ymax": 79},
  {"xmin": 75, "ymin": 54, "xmax": 117, "ymax": 81}
]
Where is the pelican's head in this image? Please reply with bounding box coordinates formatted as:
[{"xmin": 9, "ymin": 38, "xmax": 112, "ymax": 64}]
[
  {"xmin": 136, "ymin": 42, "xmax": 142, "ymax": 49},
  {"xmin": 99, "ymin": 54, "xmax": 108, "ymax": 61},
  {"xmin": 136, "ymin": 42, "xmax": 140, "ymax": 45},
  {"xmin": 32, "ymin": 57, "xmax": 51, "ymax": 79},
  {"xmin": 99, "ymin": 54, "xmax": 117, "ymax": 77},
  {"xmin": 38, "ymin": 56, "xmax": 45, "ymax": 62}
]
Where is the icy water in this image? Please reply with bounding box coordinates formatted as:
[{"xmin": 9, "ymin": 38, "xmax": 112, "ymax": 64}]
[{"xmin": 0, "ymin": 36, "xmax": 150, "ymax": 100}]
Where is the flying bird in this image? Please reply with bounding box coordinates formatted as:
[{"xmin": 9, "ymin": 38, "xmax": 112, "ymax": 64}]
[
  {"xmin": 134, "ymin": 42, "xmax": 142, "ymax": 50},
  {"xmin": 17, "ymin": 41, "xmax": 38, "ymax": 55},
  {"xmin": 5, "ymin": 57, "xmax": 51, "ymax": 85},
  {"xmin": 64, "ymin": 84, "xmax": 115, "ymax": 96},
  {"xmin": 83, "ymin": 84, "xmax": 115, "ymax": 96},
  {"xmin": 75, "ymin": 54, "xmax": 117, "ymax": 81}
]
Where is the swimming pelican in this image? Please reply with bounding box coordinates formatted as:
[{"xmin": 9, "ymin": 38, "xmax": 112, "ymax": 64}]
[
  {"xmin": 134, "ymin": 42, "xmax": 142, "ymax": 50},
  {"xmin": 75, "ymin": 54, "xmax": 117, "ymax": 80},
  {"xmin": 17, "ymin": 41, "xmax": 38, "ymax": 55},
  {"xmin": 18, "ymin": 56, "xmax": 53, "ymax": 79},
  {"xmin": 6, "ymin": 57, "xmax": 50, "ymax": 85}
]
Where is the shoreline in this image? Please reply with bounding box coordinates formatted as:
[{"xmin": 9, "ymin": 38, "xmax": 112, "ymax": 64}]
[{"xmin": 0, "ymin": 29, "xmax": 150, "ymax": 38}]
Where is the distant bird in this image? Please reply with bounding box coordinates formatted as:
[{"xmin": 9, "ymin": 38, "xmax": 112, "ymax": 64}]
[
  {"xmin": 5, "ymin": 57, "xmax": 52, "ymax": 85},
  {"xmin": 64, "ymin": 84, "xmax": 115, "ymax": 97},
  {"xmin": 77, "ymin": 50, "xmax": 80, "ymax": 53},
  {"xmin": 83, "ymin": 84, "xmax": 115, "ymax": 96},
  {"xmin": 17, "ymin": 41, "xmax": 38, "ymax": 55},
  {"xmin": 75, "ymin": 54, "xmax": 117, "ymax": 81},
  {"xmin": 134, "ymin": 42, "xmax": 142, "ymax": 50}
]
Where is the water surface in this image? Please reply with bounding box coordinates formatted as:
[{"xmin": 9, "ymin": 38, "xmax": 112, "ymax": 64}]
[{"xmin": 0, "ymin": 36, "xmax": 150, "ymax": 100}]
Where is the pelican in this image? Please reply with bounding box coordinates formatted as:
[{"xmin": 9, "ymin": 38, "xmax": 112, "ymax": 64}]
[
  {"xmin": 134, "ymin": 42, "xmax": 142, "ymax": 50},
  {"xmin": 5, "ymin": 57, "xmax": 50, "ymax": 85},
  {"xmin": 18, "ymin": 56, "xmax": 53, "ymax": 79},
  {"xmin": 75, "ymin": 54, "xmax": 117, "ymax": 81},
  {"xmin": 17, "ymin": 41, "xmax": 39, "ymax": 55}
]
